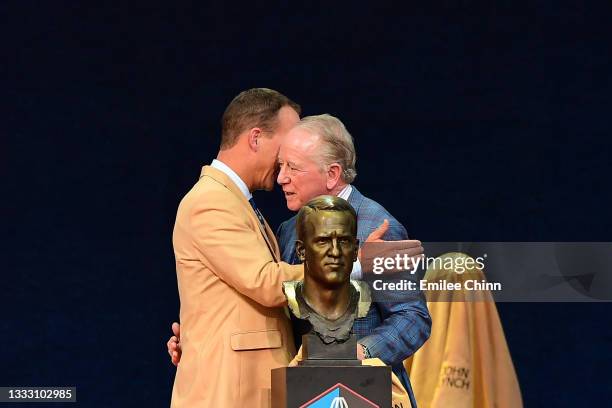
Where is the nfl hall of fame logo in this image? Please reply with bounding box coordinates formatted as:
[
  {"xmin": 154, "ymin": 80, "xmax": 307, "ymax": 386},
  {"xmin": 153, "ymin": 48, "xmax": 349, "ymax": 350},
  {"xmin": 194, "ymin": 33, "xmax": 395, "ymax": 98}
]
[{"xmin": 300, "ymin": 383, "xmax": 379, "ymax": 408}]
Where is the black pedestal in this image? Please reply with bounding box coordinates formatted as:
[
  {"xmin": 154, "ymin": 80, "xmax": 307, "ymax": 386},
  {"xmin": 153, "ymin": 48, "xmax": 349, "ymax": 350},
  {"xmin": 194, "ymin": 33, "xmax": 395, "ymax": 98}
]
[{"xmin": 271, "ymin": 364, "xmax": 391, "ymax": 408}]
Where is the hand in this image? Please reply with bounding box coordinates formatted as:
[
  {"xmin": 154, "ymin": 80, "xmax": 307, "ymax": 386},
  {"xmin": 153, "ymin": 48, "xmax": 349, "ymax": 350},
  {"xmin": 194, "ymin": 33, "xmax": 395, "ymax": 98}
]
[
  {"xmin": 365, "ymin": 219, "xmax": 391, "ymax": 243},
  {"xmin": 166, "ymin": 322, "xmax": 182, "ymax": 366},
  {"xmin": 359, "ymin": 219, "xmax": 425, "ymax": 274}
]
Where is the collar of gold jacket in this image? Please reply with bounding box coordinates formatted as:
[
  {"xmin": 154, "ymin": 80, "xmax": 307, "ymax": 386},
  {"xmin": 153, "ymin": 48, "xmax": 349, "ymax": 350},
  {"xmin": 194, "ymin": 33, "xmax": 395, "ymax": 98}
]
[{"xmin": 199, "ymin": 165, "xmax": 280, "ymax": 261}]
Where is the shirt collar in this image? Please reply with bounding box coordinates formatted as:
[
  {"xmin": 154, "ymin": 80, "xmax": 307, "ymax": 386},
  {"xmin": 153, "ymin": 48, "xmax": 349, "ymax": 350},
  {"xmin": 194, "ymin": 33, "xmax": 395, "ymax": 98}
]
[
  {"xmin": 337, "ymin": 184, "xmax": 353, "ymax": 201},
  {"xmin": 210, "ymin": 159, "xmax": 252, "ymax": 200}
]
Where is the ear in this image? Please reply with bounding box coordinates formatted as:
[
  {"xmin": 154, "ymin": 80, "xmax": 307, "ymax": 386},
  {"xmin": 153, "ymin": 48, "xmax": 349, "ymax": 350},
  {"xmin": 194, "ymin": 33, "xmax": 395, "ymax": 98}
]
[
  {"xmin": 326, "ymin": 163, "xmax": 343, "ymax": 190},
  {"xmin": 247, "ymin": 128, "xmax": 263, "ymax": 151},
  {"xmin": 352, "ymin": 239, "xmax": 360, "ymax": 262},
  {"xmin": 295, "ymin": 240, "xmax": 306, "ymax": 262}
]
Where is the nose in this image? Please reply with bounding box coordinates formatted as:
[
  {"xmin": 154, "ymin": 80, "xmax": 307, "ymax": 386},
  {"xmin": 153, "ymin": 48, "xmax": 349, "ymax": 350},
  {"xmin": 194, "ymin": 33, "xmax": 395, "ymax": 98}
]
[
  {"xmin": 329, "ymin": 239, "xmax": 341, "ymax": 257},
  {"xmin": 277, "ymin": 164, "xmax": 290, "ymax": 185}
]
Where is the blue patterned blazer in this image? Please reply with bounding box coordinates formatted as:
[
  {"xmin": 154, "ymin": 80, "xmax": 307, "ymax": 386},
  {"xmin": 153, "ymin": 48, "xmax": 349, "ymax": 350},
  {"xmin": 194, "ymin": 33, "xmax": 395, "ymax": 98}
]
[{"xmin": 276, "ymin": 186, "xmax": 431, "ymax": 408}]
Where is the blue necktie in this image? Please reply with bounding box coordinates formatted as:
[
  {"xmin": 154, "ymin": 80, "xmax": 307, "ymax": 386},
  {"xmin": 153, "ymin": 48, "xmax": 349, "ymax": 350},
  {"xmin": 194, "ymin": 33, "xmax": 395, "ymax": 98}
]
[{"xmin": 249, "ymin": 198, "xmax": 266, "ymax": 228}]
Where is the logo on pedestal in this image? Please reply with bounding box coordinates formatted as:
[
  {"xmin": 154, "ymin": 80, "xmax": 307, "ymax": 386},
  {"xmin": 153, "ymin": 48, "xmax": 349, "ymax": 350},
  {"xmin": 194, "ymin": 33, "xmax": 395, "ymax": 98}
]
[
  {"xmin": 300, "ymin": 383, "xmax": 378, "ymax": 408},
  {"xmin": 330, "ymin": 397, "xmax": 348, "ymax": 408}
]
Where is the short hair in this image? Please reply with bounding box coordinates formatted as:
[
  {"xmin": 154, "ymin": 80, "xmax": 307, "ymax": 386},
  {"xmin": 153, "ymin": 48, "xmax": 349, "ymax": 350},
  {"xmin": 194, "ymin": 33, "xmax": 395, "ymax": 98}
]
[
  {"xmin": 296, "ymin": 195, "xmax": 357, "ymax": 240},
  {"xmin": 293, "ymin": 114, "xmax": 357, "ymax": 183},
  {"xmin": 220, "ymin": 88, "xmax": 301, "ymax": 149}
]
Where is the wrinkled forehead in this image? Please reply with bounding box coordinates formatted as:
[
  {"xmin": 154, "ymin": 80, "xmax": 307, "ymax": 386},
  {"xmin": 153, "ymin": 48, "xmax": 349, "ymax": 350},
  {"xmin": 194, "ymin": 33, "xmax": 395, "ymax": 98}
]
[{"xmin": 281, "ymin": 127, "xmax": 322, "ymax": 153}]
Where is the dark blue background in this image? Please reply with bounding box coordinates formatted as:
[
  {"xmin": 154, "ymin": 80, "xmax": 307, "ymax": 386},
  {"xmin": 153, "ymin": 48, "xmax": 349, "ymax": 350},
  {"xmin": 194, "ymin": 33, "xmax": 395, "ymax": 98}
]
[{"xmin": 3, "ymin": 1, "xmax": 611, "ymax": 406}]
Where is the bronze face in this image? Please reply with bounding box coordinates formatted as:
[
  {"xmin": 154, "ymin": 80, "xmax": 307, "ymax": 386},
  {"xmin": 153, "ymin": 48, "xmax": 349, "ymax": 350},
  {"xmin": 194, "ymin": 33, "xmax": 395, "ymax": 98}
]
[{"xmin": 296, "ymin": 210, "xmax": 358, "ymax": 289}]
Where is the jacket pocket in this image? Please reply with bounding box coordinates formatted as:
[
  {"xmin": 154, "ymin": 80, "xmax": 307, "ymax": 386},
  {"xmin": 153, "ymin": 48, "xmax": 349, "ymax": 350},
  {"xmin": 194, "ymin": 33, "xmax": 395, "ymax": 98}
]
[{"xmin": 230, "ymin": 329, "xmax": 282, "ymax": 351}]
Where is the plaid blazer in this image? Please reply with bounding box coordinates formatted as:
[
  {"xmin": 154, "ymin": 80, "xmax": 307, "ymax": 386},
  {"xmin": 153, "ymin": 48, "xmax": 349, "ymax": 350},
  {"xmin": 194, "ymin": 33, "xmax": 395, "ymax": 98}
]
[{"xmin": 276, "ymin": 186, "xmax": 431, "ymax": 408}]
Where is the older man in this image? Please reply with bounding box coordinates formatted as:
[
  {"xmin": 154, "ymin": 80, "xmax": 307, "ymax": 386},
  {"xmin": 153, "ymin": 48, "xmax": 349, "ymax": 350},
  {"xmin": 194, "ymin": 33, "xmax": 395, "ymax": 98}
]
[
  {"xmin": 169, "ymin": 113, "xmax": 430, "ymax": 407},
  {"xmin": 275, "ymin": 115, "xmax": 430, "ymax": 408}
]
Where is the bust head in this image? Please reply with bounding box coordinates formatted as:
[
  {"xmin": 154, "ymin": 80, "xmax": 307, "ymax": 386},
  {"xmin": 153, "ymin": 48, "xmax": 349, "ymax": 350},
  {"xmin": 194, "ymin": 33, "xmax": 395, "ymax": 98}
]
[{"xmin": 295, "ymin": 195, "xmax": 359, "ymax": 290}]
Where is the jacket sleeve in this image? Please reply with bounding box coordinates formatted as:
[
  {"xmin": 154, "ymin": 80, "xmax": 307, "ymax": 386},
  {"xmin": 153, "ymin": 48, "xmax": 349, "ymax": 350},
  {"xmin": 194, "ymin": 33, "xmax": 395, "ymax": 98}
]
[
  {"xmin": 358, "ymin": 217, "xmax": 432, "ymax": 365},
  {"xmin": 190, "ymin": 189, "xmax": 303, "ymax": 307},
  {"xmin": 359, "ymin": 294, "xmax": 432, "ymax": 366}
]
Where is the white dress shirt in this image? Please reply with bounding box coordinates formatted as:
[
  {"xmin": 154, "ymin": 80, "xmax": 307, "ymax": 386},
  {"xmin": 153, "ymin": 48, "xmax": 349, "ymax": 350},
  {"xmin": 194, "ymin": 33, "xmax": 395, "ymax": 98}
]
[
  {"xmin": 210, "ymin": 159, "xmax": 252, "ymax": 200},
  {"xmin": 335, "ymin": 184, "xmax": 363, "ymax": 279}
]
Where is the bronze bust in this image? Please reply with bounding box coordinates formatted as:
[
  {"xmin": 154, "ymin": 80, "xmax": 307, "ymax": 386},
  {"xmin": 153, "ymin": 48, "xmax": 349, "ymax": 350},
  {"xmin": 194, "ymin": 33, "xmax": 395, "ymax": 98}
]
[
  {"xmin": 272, "ymin": 197, "xmax": 397, "ymax": 407},
  {"xmin": 283, "ymin": 195, "xmax": 371, "ymax": 354}
]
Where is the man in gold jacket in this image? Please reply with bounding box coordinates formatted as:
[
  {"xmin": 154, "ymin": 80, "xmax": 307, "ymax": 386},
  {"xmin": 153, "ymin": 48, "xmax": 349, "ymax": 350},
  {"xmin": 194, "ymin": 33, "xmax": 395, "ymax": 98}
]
[{"xmin": 170, "ymin": 88, "xmax": 304, "ymax": 407}]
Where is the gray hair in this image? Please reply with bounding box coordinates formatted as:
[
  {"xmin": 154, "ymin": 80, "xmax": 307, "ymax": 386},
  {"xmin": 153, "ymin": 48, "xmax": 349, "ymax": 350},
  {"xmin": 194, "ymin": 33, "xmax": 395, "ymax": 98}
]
[{"xmin": 294, "ymin": 114, "xmax": 357, "ymax": 183}]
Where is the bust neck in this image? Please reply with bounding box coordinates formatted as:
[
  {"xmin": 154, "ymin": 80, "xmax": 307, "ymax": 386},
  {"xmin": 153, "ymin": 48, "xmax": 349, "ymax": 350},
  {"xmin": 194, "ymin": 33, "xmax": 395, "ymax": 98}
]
[{"xmin": 302, "ymin": 277, "xmax": 352, "ymax": 321}]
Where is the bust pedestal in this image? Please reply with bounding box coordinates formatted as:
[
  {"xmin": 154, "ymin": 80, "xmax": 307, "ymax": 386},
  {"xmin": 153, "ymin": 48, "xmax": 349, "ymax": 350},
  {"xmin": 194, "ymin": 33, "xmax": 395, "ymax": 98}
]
[{"xmin": 271, "ymin": 334, "xmax": 391, "ymax": 408}]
